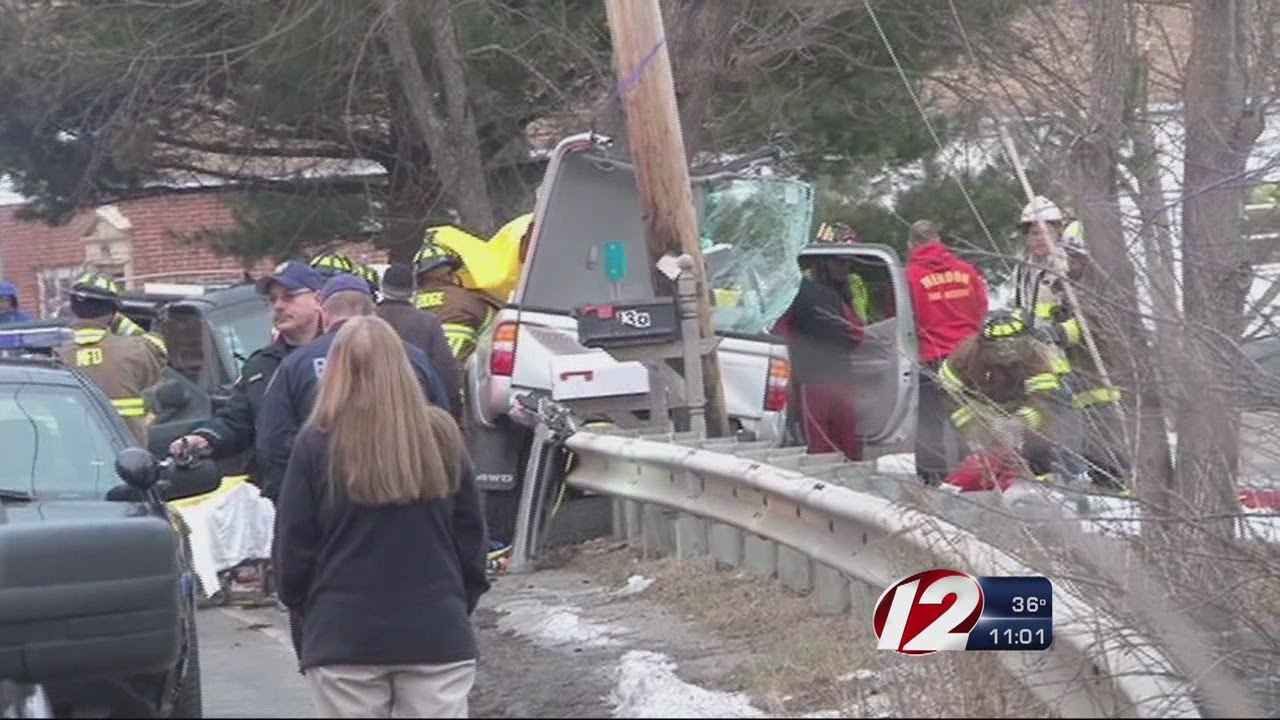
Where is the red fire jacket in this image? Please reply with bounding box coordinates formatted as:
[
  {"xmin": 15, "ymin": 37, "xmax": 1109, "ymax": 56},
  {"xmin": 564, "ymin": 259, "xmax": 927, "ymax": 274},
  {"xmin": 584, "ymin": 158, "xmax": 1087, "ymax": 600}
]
[{"xmin": 906, "ymin": 241, "xmax": 989, "ymax": 362}]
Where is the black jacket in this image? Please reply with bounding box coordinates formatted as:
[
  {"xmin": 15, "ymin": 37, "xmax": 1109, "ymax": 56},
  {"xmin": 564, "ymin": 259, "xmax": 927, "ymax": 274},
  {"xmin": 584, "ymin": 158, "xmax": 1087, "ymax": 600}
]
[
  {"xmin": 274, "ymin": 426, "xmax": 489, "ymax": 670},
  {"xmin": 783, "ymin": 277, "xmax": 863, "ymax": 384},
  {"xmin": 192, "ymin": 339, "xmax": 293, "ymax": 469},
  {"xmin": 256, "ymin": 321, "xmax": 452, "ymax": 501},
  {"xmin": 376, "ymin": 300, "xmax": 461, "ymax": 411}
]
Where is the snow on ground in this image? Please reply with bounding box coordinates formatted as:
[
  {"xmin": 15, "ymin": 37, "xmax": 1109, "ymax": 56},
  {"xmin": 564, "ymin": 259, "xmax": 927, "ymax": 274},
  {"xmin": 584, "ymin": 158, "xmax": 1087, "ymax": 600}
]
[
  {"xmin": 481, "ymin": 571, "xmax": 775, "ymax": 719},
  {"xmin": 610, "ymin": 650, "xmax": 765, "ymax": 718}
]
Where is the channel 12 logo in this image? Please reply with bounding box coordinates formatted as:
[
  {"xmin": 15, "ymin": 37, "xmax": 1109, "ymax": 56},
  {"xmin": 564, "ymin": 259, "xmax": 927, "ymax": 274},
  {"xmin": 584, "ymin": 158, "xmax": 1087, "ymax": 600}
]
[{"xmin": 872, "ymin": 569, "xmax": 1053, "ymax": 655}]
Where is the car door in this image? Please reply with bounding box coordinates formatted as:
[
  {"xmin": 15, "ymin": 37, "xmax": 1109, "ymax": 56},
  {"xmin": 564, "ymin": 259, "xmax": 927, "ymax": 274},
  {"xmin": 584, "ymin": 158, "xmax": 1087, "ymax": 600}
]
[{"xmin": 796, "ymin": 243, "xmax": 920, "ymax": 455}]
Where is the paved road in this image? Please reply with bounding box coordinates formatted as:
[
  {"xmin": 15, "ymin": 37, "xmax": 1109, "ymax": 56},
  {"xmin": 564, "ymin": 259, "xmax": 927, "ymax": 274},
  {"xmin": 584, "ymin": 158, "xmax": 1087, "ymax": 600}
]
[{"xmin": 198, "ymin": 605, "xmax": 314, "ymax": 718}]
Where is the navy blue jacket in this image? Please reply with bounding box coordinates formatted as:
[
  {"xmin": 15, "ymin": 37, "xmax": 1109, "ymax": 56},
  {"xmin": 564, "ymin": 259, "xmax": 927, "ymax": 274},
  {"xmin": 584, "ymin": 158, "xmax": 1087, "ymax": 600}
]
[
  {"xmin": 274, "ymin": 426, "xmax": 488, "ymax": 670},
  {"xmin": 256, "ymin": 321, "xmax": 452, "ymax": 501}
]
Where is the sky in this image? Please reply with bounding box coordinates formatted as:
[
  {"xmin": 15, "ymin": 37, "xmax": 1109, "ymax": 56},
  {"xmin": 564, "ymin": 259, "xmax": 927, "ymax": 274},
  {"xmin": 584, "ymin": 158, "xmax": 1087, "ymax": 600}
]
[{"xmin": 0, "ymin": 175, "xmax": 22, "ymax": 205}]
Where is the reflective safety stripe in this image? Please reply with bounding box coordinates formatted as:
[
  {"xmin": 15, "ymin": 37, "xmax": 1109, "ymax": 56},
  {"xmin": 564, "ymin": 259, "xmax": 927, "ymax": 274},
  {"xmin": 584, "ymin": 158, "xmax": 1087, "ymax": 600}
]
[
  {"xmin": 1024, "ymin": 372, "xmax": 1062, "ymax": 394},
  {"xmin": 443, "ymin": 323, "xmax": 477, "ymax": 357},
  {"xmin": 114, "ymin": 315, "xmax": 145, "ymax": 336},
  {"xmin": 112, "ymin": 397, "xmax": 147, "ymax": 418},
  {"xmin": 1074, "ymin": 387, "xmax": 1122, "ymax": 408},
  {"xmin": 950, "ymin": 404, "xmax": 976, "ymax": 429},
  {"xmin": 1062, "ymin": 318, "xmax": 1083, "ymax": 346},
  {"xmin": 937, "ymin": 361, "xmax": 966, "ymax": 395},
  {"xmin": 143, "ymin": 332, "xmax": 168, "ymax": 355},
  {"xmin": 1051, "ymin": 356, "xmax": 1071, "ymax": 375},
  {"xmin": 1034, "ymin": 302, "xmax": 1057, "ymax": 319},
  {"xmin": 73, "ymin": 328, "xmax": 107, "ymax": 345},
  {"xmin": 1015, "ymin": 405, "xmax": 1043, "ymax": 430},
  {"xmin": 1034, "ymin": 473, "xmax": 1054, "ymax": 484}
]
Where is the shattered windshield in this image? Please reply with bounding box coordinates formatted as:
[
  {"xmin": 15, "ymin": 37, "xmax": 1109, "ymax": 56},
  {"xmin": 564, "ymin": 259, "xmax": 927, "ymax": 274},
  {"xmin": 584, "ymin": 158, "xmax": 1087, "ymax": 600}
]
[
  {"xmin": 206, "ymin": 297, "xmax": 274, "ymax": 376},
  {"xmin": 0, "ymin": 384, "xmax": 122, "ymax": 499},
  {"xmin": 699, "ymin": 176, "xmax": 813, "ymax": 335}
]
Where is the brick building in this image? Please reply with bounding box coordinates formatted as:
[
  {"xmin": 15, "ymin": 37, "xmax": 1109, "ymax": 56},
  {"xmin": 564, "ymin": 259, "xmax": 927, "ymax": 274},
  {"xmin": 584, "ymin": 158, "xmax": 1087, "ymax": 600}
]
[{"xmin": 0, "ymin": 191, "xmax": 383, "ymax": 318}]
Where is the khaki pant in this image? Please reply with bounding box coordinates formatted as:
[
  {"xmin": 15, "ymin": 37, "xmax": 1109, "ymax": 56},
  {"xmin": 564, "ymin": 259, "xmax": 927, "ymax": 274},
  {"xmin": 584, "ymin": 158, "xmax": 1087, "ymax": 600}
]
[{"xmin": 304, "ymin": 660, "xmax": 476, "ymax": 718}]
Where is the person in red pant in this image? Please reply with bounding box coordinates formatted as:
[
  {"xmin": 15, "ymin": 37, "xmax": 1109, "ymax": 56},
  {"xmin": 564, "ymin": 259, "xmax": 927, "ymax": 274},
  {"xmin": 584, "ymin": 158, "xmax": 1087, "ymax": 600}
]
[
  {"xmin": 905, "ymin": 220, "xmax": 990, "ymax": 485},
  {"xmin": 775, "ymin": 251, "xmax": 865, "ymax": 461}
]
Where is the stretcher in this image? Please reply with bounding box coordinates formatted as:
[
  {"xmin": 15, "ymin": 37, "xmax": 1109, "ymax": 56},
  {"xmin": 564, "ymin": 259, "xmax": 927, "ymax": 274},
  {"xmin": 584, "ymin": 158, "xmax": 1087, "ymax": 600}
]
[{"xmin": 167, "ymin": 475, "xmax": 275, "ymax": 605}]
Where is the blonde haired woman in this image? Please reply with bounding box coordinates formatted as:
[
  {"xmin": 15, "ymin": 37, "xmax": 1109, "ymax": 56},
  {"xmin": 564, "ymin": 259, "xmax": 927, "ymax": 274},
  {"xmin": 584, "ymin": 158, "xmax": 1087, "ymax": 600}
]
[{"xmin": 273, "ymin": 315, "xmax": 489, "ymax": 718}]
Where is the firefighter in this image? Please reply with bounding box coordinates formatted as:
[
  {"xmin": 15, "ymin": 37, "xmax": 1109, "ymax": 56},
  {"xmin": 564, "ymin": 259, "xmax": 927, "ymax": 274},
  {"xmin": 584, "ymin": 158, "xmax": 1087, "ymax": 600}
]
[
  {"xmin": 55, "ymin": 275, "xmax": 167, "ymax": 444},
  {"xmin": 353, "ymin": 262, "xmax": 382, "ymax": 300},
  {"xmin": 775, "ymin": 249, "xmax": 864, "ymax": 461},
  {"xmin": 816, "ymin": 222, "xmax": 873, "ymax": 324},
  {"xmin": 1038, "ymin": 221, "xmax": 1130, "ymax": 490},
  {"xmin": 68, "ymin": 272, "xmax": 168, "ymax": 360},
  {"xmin": 937, "ymin": 309, "xmax": 1076, "ymax": 486},
  {"xmin": 412, "ymin": 240, "xmax": 498, "ymax": 371},
  {"xmin": 308, "ymin": 251, "xmax": 356, "ymax": 281}
]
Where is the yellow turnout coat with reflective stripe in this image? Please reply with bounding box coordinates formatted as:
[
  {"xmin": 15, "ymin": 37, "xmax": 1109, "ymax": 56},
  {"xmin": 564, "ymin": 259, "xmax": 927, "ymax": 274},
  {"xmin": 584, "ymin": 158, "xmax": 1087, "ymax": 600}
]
[{"xmin": 56, "ymin": 322, "xmax": 166, "ymax": 444}]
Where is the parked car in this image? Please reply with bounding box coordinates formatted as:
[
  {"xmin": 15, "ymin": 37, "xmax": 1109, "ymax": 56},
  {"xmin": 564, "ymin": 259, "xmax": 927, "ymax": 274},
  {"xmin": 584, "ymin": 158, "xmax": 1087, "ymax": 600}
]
[
  {"xmin": 0, "ymin": 281, "xmax": 275, "ymax": 479},
  {"xmin": 0, "ymin": 356, "xmax": 220, "ymax": 718},
  {"xmin": 465, "ymin": 133, "xmax": 922, "ymax": 541}
]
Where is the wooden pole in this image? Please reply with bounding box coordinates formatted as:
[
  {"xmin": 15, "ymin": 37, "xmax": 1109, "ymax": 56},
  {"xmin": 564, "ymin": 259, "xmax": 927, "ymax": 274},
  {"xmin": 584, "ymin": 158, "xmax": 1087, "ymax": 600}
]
[{"xmin": 604, "ymin": 0, "xmax": 730, "ymax": 436}]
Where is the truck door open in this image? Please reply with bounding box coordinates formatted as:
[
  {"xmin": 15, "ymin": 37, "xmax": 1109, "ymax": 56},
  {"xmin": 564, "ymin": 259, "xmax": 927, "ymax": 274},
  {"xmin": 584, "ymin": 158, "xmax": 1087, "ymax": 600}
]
[{"xmin": 792, "ymin": 244, "xmax": 919, "ymax": 453}]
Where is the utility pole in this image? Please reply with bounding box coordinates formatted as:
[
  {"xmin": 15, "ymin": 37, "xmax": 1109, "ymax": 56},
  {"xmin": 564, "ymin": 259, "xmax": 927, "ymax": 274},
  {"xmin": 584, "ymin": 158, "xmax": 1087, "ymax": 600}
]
[{"xmin": 604, "ymin": 0, "xmax": 730, "ymax": 436}]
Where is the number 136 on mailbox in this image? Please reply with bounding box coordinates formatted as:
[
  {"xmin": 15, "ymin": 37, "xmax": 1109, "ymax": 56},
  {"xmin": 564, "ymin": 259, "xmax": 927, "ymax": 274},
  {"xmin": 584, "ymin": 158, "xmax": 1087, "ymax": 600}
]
[{"xmin": 872, "ymin": 570, "xmax": 1053, "ymax": 655}]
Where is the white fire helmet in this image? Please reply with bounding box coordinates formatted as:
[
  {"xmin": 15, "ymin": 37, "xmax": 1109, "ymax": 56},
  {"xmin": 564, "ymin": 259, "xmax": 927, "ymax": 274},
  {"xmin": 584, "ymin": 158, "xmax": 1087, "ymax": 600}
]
[{"xmin": 1019, "ymin": 196, "xmax": 1064, "ymax": 226}]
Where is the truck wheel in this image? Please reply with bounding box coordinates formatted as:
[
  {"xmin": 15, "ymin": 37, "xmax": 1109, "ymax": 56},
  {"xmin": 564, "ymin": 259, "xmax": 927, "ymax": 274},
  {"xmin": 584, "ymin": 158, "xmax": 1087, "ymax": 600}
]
[{"xmin": 171, "ymin": 613, "xmax": 202, "ymax": 718}]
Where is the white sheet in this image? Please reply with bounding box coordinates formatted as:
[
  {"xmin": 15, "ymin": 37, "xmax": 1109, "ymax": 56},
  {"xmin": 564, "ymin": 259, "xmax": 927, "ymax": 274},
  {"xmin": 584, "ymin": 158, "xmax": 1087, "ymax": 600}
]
[{"xmin": 172, "ymin": 481, "xmax": 275, "ymax": 599}]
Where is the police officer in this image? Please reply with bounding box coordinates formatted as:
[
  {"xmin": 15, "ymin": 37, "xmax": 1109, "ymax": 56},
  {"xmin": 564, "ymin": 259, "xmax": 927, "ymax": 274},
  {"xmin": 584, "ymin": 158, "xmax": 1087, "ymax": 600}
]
[
  {"xmin": 256, "ymin": 273, "xmax": 453, "ymax": 503},
  {"xmin": 69, "ymin": 271, "xmax": 168, "ymax": 360},
  {"xmin": 168, "ymin": 261, "xmax": 325, "ymax": 481},
  {"xmin": 412, "ymin": 241, "xmax": 497, "ymax": 370},
  {"xmin": 55, "ymin": 276, "xmax": 166, "ymax": 444}
]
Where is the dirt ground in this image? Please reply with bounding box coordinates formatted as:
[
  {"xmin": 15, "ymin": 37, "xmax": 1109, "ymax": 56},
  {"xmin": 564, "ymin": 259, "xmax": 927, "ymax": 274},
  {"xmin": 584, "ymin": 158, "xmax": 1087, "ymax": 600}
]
[{"xmin": 471, "ymin": 538, "xmax": 1048, "ymax": 718}]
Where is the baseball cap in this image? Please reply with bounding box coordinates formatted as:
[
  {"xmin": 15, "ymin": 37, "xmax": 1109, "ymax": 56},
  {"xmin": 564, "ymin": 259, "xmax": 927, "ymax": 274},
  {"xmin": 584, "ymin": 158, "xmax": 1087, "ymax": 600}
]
[
  {"xmin": 381, "ymin": 263, "xmax": 415, "ymax": 301},
  {"xmin": 321, "ymin": 272, "xmax": 373, "ymax": 302},
  {"xmin": 257, "ymin": 261, "xmax": 324, "ymax": 295}
]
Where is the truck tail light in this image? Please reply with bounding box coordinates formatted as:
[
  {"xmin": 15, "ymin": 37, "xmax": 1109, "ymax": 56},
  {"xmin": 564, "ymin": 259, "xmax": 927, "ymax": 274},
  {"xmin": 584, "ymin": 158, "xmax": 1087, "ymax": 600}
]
[
  {"xmin": 490, "ymin": 322, "xmax": 519, "ymax": 377},
  {"xmin": 764, "ymin": 358, "xmax": 790, "ymax": 412}
]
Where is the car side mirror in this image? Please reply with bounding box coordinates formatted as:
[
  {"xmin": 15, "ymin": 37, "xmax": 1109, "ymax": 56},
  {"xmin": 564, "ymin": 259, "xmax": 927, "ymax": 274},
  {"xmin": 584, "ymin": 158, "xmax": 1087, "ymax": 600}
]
[
  {"xmin": 158, "ymin": 459, "xmax": 221, "ymax": 502},
  {"xmin": 115, "ymin": 447, "xmax": 160, "ymax": 492}
]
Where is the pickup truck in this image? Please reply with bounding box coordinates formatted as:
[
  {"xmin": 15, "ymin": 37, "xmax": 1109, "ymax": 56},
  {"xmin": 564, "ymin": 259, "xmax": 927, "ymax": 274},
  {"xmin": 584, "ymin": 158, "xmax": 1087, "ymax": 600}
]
[{"xmin": 465, "ymin": 133, "xmax": 924, "ymax": 541}]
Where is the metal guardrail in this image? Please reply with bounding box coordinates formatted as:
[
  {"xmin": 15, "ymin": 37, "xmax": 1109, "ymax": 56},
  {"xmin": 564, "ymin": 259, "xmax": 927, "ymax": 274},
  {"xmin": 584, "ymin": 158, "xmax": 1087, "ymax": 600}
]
[{"xmin": 554, "ymin": 428, "xmax": 1202, "ymax": 719}]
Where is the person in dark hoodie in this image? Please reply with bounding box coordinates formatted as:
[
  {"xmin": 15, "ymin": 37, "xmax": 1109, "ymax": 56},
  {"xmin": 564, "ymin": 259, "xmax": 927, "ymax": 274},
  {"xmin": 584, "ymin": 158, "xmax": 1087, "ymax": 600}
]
[
  {"xmin": 0, "ymin": 281, "xmax": 33, "ymax": 325},
  {"xmin": 905, "ymin": 220, "xmax": 990, "ymax": 485},
  {"xmin": 375, "ymin": 263, "xmax": 461, "ymax": 417},
  {"xmin": 775, "ymin": 250, "xmax": 865, "ymax": 461},
  {"xmin": 274, "ymin": 315, "xmax": 488, "ymax": 718}
]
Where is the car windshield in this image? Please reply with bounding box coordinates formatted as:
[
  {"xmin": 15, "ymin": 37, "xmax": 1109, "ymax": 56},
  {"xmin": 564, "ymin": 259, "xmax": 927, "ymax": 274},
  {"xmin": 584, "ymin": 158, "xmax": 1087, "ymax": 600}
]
[
  {"xmin": 206, "ymin": 298, "xmax": 274, "ymax": 376},
  {"xmin": 0, "ymin": 383, "xmax": 123, "ymax": 499}
]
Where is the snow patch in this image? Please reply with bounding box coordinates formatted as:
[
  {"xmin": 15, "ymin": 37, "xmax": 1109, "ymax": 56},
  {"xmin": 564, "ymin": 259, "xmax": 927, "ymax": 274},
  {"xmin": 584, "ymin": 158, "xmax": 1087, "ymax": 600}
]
[
  {"xmin": 619, "ymin": 575, "xmax": 655, "ymax": 596},
  {"xmin": 495, "ymin": 598, "xmax": 620, "ymax": 648},
  {"xmin": 837, "ymin": 668, "xmax": 877, "ymax": 683},
  {"xmin": 610, "ymin": 650, "xmax": 765, "ymax": 718}
]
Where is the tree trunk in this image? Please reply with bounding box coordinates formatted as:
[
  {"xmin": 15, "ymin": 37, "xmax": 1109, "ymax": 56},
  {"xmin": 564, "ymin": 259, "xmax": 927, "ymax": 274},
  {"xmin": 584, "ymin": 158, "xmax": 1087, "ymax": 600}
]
[
  {"xmin": 1177, "ymin": 0, "xmax": 1263, "ymax": 542},
  {"xmin": 1120, "ymin": 49, "xmax": 1180, "ymax": 495},
  {"xmin": 382, "ymin": 0, "xmax": 495, "ymax": 236},
  {"xmin": 1067, "ymin": 0, "xmax": 1175, "ymax": 497}
]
